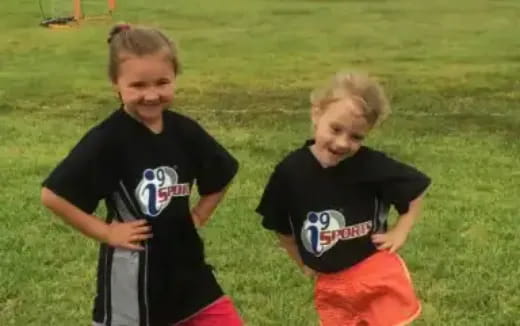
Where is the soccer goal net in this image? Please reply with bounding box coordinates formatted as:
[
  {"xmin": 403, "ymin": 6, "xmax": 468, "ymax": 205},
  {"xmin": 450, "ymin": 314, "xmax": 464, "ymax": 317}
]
[{"xmin": 40, "ymin": 0, "xmax": 116, "ymax": 27}]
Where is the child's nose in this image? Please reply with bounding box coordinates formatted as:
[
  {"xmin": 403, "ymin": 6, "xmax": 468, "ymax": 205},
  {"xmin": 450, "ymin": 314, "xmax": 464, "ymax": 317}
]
[
  {"xmin": 144, "ymin": 91, "xmax": 159, "ymax": 101},
  {"xmin": 335, "ymin": 137, "xmax": 350, "ymax": 151}
]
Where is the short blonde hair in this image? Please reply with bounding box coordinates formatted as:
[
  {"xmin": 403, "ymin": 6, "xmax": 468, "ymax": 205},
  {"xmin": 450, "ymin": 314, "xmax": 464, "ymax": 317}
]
[{"xmin": 310, "ymin": 72, "xmax": 391, "ymax": 126}]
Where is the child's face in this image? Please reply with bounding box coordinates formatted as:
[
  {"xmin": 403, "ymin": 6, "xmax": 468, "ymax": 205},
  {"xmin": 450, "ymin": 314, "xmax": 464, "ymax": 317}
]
[
  {"xmin": 311, "ymin": 98, "xmax": 372, "ymax": 167},
  {"xmin": 114, "ymin": 51, "xmax": 175, "ymax": 124}
]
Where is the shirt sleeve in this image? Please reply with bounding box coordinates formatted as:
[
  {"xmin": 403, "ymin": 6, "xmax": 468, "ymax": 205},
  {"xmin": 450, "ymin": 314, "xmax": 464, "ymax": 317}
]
[
  {"xmin": 255, "ymin": 166, "xmax": 293, "ymax": 235},
  {"xmin": 42, "ymin": 128, "xmax": 117, "ymax": 214},
  {"xmin": 370, "ymin": 151, "xmax": 431, "ymax": 215},
  {"xmin": 188, "ymin": 121, "xmax": 239, "ymax": 196}
]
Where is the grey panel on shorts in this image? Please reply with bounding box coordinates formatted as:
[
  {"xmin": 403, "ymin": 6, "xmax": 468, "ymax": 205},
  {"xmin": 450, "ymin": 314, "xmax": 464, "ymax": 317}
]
[
  {"xmin": 109, "ymin": 191, "xmax": 141, "ymax": 326},
  {"xmin": 110, "ymin": 248, "xmax": 140, "ymax": 326}
]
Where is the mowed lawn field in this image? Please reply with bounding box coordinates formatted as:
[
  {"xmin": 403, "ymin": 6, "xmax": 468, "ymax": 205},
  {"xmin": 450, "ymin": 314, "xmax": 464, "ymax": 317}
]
[{"xmin": 1, "ymin": 0, "xmax": 519, "ymax": 325}]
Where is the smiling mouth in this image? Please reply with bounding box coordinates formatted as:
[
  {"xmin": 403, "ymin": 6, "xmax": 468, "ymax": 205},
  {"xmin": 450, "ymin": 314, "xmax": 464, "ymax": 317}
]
[
  {"xmin": 329, "ymin": 148, "xmax": 347, "ymax": 157},
  {"xmin": 141, "ymin": 103, "xmax": 162, "ymax": 108}
]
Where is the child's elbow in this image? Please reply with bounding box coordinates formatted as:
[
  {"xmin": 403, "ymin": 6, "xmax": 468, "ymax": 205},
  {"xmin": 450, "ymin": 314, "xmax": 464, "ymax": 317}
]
[{"xmin": 40, "ymin": 187, "xmax": 55, "ymax": 209}]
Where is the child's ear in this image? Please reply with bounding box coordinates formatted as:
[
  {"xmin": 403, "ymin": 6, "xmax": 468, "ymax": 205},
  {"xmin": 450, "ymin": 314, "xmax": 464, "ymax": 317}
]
[{"xmin": 111, "ymin": 83, "xmax": 123, "ymax": 101}]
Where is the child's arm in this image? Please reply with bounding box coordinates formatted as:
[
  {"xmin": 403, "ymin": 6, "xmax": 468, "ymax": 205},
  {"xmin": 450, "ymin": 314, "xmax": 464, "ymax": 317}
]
[
  {"xmin": 191, "ymin": 187, "xmax": 229, "ymax": 227},
  {"xmin": 277, "ymin": 234, "xmax": 316, "ymax": 278},
  {"xmin": 372, "ymin": 192, "xmax": 425, "ymax": 252},
  {"xmin": 41, "ymin": 187, "xmax": 152, "ymax": 250}
]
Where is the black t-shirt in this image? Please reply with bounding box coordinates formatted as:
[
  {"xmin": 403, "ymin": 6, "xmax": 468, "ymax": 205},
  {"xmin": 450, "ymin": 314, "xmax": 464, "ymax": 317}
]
[
  {"xmin": 43, "ymin": 108, "xmax": 239, "ymax": 326},
  {"xmin": 256, "ymin": 140, "xmax": 430, "ymax": 273}
]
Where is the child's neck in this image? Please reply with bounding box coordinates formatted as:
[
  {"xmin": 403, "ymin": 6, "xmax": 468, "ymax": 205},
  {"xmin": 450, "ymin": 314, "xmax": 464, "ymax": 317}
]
[
  {"xmin": 144, "ymin": 119, "xmax": 164, "ymax": 134},
  {"xmin": 309, "ymin": 144, "xmax": 329, "ymax": 168},
  {"xmin": 124, "ymin": 107, "xmax": 164, "ymax": 134}
]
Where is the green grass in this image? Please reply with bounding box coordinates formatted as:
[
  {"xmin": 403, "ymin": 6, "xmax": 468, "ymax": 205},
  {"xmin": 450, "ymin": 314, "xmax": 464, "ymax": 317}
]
[{"xmin": 1, "ymin": 0, "xmax": 520, "ymax": 325}]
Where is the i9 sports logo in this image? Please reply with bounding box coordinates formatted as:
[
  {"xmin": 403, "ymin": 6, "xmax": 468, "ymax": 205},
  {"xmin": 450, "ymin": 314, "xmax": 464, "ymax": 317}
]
[
  {"xmin": 135, "ymin": 166, "xmax": 190, "ymax": 217},
  {"xmin": 301, "ymin": 210, "xmax": 373, "ymax": 257}
]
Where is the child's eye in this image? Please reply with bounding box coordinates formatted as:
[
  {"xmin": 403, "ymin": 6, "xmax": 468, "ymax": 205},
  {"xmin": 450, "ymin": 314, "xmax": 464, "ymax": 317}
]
[
  {"xmin": 157, "ymin": 79, "xmax": 171, "ymax": 86},
  {"xmin": 130, "ymin": 82, "xmax": 146, "ymax": 89},
  {"xmin": 330, "ymin": 127, "xmax": 341, "ymax": 134}
]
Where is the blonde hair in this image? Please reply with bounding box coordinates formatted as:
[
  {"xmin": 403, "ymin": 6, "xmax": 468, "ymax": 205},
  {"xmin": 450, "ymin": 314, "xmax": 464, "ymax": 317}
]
[
  {"xmin": 310, "ymin": 71, "xmax": 391, "ymax": 126},
  {"xmin": 107, "ymin": 24, "xmax": 181, "ymax": 83}
]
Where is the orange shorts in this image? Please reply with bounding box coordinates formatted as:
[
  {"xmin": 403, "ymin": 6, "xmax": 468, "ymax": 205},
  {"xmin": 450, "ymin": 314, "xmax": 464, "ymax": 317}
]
[
  {"xmin": 174, "ymin": 296, "xmax": 243, "ymax": 326},
  {"xmin": 314, "ymin": 251, "xmax": 421, "ymax": 326}
]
